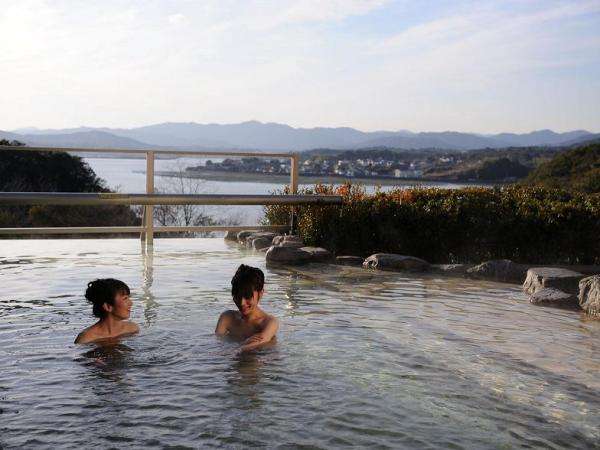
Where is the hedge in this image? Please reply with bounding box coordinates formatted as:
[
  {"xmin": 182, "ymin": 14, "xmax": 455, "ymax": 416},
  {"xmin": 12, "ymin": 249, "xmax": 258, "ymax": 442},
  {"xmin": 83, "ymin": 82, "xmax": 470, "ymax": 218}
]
[{"xmin": 263, "ymin": 184, "xmax": 600, "ymax": 264}]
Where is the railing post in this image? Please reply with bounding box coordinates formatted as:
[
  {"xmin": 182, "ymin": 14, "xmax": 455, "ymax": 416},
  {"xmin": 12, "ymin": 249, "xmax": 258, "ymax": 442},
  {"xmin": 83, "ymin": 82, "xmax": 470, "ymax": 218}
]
[
  {"xmin": 289, "ymin": 153, "xmax": 299, "ymax": 234},
  {"xmin": 145, "ymin": 151, "xmax": 155, "ymax": 248},
  {"xmin": 290, "ymin": 153, "xmax": 299, "ymax": 194}
]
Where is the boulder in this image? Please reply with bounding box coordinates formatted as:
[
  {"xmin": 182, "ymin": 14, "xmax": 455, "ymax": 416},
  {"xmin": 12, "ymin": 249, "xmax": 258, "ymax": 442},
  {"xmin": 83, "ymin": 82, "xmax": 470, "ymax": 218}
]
[
  {"xmin": 278, "ymin": 236, "xmax": 305, "ymax": 248},
  {"xmin": 432, "ymin": 264, "xmax": 475, "ymax": 275},
  {"xmin": 467, "ymin": 259, "xmax": 528, "ymax": 284},
  {"xmin": 272, "ymin": 235, "xmax": 304, "ymax": 247},
  {"xmin": 252, "ymin": 231, "xmax": 277, "ymax": 240},
  {"xmin": 579, "ymin": 275, "xmax": 600, "ymax": 318},
  {"xmin": 363, "ymin": 253, "xmax": 430, "ymax": 272},
  {"xmin": 279, "ymin": 240, "xmax": 305, "ymax": 248},
  {"xmin": 283, "ymin": 235, "xmax": 303, "ymax": 243},
  {"xmin": 557, "ymin": 265, "xmax": 600, "ymax": 276},
  {"xmin": 237, "ymin": 230, "xmax": 257, "ymax": 243},
  {"xmin": 252, "ymin": 237, "xmax": 272, "ymax": 250},
  {"xmin": 244, "ymin": 232, "xmax": 277, "ymax": 248},
  {"xmin": 529, "ymin": 288, "xmax": 577, "ymax": 307},
  {"xmin": 523, "ymin": 267, "xmax": 585, "ymax": 296},
  {"xmin": 300, "ymin": 247, "xmax": 332, "ymax": 263},
  {"xmin": 224, "ymin": 230, "xmax": 239, "ymax": 241},
  {"xmin": 335, "ymin": 256, "xmax": 364, "ymax": 267},
  {"xmin": 265, "ymin": 246, "xmax": 312, "ymax": 265}
]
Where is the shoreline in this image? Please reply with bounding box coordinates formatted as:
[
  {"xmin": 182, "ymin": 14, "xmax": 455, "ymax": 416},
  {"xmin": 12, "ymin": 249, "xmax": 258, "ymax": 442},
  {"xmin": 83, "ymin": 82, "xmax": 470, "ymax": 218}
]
[{"xmin": 145, "ymin": 169, "xmax": 493, "ymax": 187}]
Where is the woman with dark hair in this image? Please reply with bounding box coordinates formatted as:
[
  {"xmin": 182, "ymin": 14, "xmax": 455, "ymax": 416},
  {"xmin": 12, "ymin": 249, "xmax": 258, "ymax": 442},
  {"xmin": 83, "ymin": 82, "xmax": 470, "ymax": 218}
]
[
  {"xmin": 215, "ymin": 264, "xmax": 279, "ymax": 352},
  {"xmin": 74, "ymin": 279, "xmax": 139, "ymax": 344}
]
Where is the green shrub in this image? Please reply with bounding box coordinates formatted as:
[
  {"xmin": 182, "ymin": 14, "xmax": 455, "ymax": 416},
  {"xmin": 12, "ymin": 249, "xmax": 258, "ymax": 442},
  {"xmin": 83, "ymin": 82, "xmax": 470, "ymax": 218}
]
[
  {"xmin": 523, "ymin": 142, "xmax": 600, "ymax": 193},
  {"xmin": 263, "ymin": 183, "xmax": 600, "ymax": 264},
  {"xmin": 0, "ymin": 148, "xmax": 140, "ymax": 233}
]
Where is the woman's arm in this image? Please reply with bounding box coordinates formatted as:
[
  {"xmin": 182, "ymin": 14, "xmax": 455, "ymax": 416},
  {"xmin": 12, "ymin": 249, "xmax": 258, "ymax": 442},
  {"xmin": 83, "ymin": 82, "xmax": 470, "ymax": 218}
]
[
  {"xmin": 215, "ymin": 311, "xmax": 234, "ymax": 336},
  {"xmin": 239, "ymin": 316, "xmax": 279, "ymax": 352}
]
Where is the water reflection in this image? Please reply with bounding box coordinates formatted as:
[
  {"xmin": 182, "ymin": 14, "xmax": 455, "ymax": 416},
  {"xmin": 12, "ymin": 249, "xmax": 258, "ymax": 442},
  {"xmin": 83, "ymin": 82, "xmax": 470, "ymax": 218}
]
[
  {"xmin": 77, "ymin": 342, "xmax": 136, "ymax": 383},
  {"xmin": 140, "ymin": 249, "xmax": 158, "ymax": 326},
  {"xmin": 228, "ymin": 352, "xmax": 263, "ymax": 394},
  {"xmin": 266, "ymin": 267, "xmax": 303, "ymax": 313},
  {"xmin": 225, "ymin": 346, "xmax": 278, "ymax": 411},
  {"xmin": 4, "ymin": 238, "xmax": 600, "ymax": 448}
]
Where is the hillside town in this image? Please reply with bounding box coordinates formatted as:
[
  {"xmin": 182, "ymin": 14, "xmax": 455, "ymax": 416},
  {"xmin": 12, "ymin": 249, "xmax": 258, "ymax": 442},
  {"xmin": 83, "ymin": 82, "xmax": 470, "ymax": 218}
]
[
  {"xmin": 189, "ymin": 154, "xmax": 454, "ymax": 179},
  {"xmin": 184, "ymin": 145, "xmax": 562, "ymax": 182}
]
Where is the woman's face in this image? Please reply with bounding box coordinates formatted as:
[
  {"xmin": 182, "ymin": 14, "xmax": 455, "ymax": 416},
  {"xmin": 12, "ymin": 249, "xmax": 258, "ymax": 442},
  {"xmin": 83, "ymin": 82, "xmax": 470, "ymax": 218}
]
[
  {"xmin": 238, "ymin": 289, "xmax": 263, "ymax": 317},
  {"xmin": 106, "ymin": 291, "xmax": 132, "ymax": 320}
]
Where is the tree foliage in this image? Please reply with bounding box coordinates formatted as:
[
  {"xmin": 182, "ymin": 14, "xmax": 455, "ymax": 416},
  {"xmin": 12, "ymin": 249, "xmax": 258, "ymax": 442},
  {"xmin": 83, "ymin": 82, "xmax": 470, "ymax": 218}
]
[
  {"xmin": 523, "ymin": 142, "xmax": 600, "ymax": 193},
  {"xmin": 0, "ymin": 144, "xmax": 140, "ymax": 232}
]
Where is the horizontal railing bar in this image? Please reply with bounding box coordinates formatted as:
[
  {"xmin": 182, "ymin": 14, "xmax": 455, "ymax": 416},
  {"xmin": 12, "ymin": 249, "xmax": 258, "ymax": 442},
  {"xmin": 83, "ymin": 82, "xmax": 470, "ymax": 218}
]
[
  {"xmin": 0, "ymin": 193, "xmax": 343, "ymax": 206},
  {"xmin": 0, "ymin": 225, "xmax": 288, "ymax": 235},
  {"xmin": 154, "ymin": 225, "xmax": 287, "ymax": 233},
  {"xmin": 0, "ymin": 145, "xmax": 293, "ymax": 158},
  {"xmin": 0, "ymin": 226, "xmax": 144, "ymax": 235}
]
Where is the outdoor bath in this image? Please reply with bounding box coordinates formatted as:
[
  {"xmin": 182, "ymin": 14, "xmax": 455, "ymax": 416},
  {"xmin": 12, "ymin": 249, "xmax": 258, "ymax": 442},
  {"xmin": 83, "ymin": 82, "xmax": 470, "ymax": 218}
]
[{"xmin": 2, "ymin": 238, "xmax": 600, "ymax": 449}]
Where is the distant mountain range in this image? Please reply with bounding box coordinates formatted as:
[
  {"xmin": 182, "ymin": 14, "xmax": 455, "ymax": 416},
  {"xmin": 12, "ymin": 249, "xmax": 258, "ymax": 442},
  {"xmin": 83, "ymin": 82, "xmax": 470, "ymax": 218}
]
[{"xmin": 1, "ymin": 121, "xmax": 597, "ymax": 152}]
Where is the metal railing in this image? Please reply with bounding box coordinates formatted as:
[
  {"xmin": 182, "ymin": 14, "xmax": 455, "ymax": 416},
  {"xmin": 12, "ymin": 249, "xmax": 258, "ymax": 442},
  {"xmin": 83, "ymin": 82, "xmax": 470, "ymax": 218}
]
[{"xmin": 0, "ymin": 145, "xmax": 342, "ymax": 248}]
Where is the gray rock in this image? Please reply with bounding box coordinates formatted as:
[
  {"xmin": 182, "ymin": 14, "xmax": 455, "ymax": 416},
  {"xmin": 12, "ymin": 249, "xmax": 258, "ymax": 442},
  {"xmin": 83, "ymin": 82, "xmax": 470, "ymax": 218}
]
[
  {"xmin": 529, "ymin": 288, "xmax": 577, "ymax": 307},
  {"xmin": 467, "ymin": 259, "xmax": 528, "ymax": 284},
  {"xmin": 244, "ymin": 232, "xmax": 277, "ymax": 248},
  {"xmin": 336, "ymin": 256, "xmax": 364, "ymax": 266},
  {"xmin": 579, "ymin": 275, "xmax": 600, "ymax": 318},
  {"xmin": 252, "ymin": 231, "xmax": 277, "ymax": 240},
  {"xmin": 557, "ymin": 265, "xmax": 600, "ymax": 276},
  {"xmin": 363, "ymin": 253, "xmax": 430, "ymax": 272},
  {"xmin": 252, "ymin": 237, "xmax": 273, "ymax": 250},
  {"xmin": 432, "ymin": 264, "xmax": 475, "ymax": 275},
  {"xmin": 272, "ymin": 235, "xmax": 304, "ymax": 247},
  {"xmin": 279, "ymin": 242, "xmax": 305, "ymax": 249},
  {"xmin": 523, "ymin": 267, "xmax": 585, "ymax": 296},
  {"xmin": 237, "ymin": 230, "xmax": 257, "ymax": 243},
  {"xmin": 265, "ymin": 246, "xmax": 312, "ymax": 265},
  {"xmin": 300, "ymin": 247, "xmax": 332, "ymax": 262},
  {"xmin": 224, "ymin": 230, "xmax": 239, "ymax": 241}
]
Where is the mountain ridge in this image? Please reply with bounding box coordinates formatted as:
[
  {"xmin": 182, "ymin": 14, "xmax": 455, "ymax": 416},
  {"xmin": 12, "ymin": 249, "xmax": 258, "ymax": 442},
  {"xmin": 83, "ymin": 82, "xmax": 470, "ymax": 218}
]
[{"xmin": 5, "ymin": 122, "xmax": 594, "ymax": 151}]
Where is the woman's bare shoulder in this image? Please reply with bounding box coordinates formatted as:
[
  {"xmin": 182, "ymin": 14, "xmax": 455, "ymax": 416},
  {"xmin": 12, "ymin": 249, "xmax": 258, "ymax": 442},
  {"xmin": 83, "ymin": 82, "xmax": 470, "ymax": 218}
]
[
  {"xmin": 220, "ymin": 310, "xmax": 241, "ymax": 321},
  {"xmin": 123, "ymin": 321, "xmax": 140, "ymax": 333},
  {"xmin": 74, "ymin": 321, "xmax": 139, "ymax": 344},
  {"xmin": 74, "ymin": 324, "xmax": 100, "ymax": 344}
]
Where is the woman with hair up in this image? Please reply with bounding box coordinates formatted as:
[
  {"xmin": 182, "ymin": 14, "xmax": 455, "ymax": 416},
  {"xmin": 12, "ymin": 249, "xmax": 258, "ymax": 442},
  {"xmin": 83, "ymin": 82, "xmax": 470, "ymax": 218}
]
[
  {"xmin": 74, "ymin": 279, "xmax": 139, "ymax": 344},
  {"xmin": 215, "ymin": 264, "xmax": 279, "ymax": 353}
]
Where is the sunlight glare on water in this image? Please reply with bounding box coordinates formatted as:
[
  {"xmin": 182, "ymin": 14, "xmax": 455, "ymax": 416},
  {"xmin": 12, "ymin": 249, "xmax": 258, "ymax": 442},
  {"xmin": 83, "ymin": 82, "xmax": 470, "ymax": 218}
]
[{"xmin": 1, "ymin": 239, "xmax": 600, "ymax": 449}]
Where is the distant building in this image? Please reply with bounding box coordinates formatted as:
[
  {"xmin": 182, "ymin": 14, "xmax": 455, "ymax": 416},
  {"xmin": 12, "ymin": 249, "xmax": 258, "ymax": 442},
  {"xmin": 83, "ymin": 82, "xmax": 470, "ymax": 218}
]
[{"xmin": 394, "ymin": 169, "xmax": 423, "ymax": 178}]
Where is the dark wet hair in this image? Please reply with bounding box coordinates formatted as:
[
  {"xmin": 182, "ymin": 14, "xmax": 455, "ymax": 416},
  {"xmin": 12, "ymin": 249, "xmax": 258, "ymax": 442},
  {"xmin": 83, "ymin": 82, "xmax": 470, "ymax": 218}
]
[
  {"xmin": 85, "ymin": 278, "xmax": 130, "ymax": 318},
  {"xmin": 231, "ymin": 264, "xmax": 264, "ymax": 306}
]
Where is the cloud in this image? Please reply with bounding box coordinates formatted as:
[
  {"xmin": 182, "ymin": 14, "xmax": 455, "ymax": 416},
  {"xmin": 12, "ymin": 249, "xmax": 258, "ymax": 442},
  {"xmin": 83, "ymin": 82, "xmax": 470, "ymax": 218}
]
[
  {"xmin": 168, "ymin": 13, "xmax": 187, "ymax": 26},
  {"xmin": 227, "ymin": 0, "xmax": 390, "ymax": 31},
  {"xmin": 0, "ymin": 0, "xmax": 598, "ymax": 132},
  {"xmin": 368, "ymin": 1, "xmax": 600, "ymax": 79},
  {"xmin": 270, "ymin": 0, "xmax": 389, "ymax": 25}
]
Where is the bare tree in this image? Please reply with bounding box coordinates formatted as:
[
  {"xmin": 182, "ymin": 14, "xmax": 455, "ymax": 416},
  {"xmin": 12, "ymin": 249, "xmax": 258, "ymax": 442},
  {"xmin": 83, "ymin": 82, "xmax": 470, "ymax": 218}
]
[{"xmin": 153, "ymin": 160, "xmax": 239, "ymax": 237}]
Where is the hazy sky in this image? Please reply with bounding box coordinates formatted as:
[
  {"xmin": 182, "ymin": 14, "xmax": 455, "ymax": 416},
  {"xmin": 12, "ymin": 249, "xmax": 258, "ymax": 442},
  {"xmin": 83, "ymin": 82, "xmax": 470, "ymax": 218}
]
[{"xmin": 1, "ymin": 0, "xmax": 599, "ymax": 133}]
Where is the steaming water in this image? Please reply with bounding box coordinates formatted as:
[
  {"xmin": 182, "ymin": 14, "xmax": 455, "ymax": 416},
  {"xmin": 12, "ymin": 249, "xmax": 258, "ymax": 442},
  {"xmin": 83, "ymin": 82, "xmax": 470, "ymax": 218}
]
[{"xmin": 2, "ymin": 239, "xmax": 600, "ymax": 448}]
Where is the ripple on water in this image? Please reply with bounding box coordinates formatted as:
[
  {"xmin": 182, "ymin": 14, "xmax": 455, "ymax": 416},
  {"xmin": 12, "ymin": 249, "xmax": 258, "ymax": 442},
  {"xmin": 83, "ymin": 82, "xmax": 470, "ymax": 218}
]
[{"xmin": 1, "ymin": 238, "xmax": 600, "ymax": 448}]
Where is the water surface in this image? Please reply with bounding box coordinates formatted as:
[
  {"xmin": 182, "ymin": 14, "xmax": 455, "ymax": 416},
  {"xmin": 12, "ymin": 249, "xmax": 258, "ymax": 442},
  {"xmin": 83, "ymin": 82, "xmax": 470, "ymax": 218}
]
[
  {"xmin": 84, "ymin": 157, "xmax": 473, "ymax": 226},
  {"xmin": 1, "ymin": 239, "xmax": 599, "ymax": 448}
]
